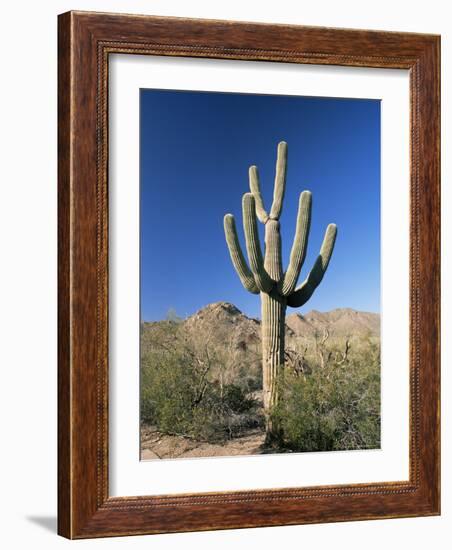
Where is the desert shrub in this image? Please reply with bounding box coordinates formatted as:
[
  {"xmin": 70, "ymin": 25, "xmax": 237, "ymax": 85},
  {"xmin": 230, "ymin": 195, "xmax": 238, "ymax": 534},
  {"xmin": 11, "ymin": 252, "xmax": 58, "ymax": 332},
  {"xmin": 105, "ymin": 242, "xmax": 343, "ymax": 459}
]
[
  {"xmin": 270, "ymin": 341, "xmax": 380, "ymax": 452},
  {"xmin": 140, "ymin": 339, "xmax": 263, "ymax": 442}
]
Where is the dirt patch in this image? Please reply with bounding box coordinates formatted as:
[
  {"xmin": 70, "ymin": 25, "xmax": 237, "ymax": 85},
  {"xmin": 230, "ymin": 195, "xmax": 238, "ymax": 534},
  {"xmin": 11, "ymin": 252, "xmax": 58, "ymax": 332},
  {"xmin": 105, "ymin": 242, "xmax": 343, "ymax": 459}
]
[{"xmin": 140, "ymin": 425, "xmax": 267, "ymax": 460}]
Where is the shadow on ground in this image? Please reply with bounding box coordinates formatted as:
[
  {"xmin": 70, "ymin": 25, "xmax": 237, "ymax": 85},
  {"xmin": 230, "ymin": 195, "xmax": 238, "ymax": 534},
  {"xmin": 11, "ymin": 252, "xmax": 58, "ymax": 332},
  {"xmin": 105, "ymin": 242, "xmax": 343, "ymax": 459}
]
[{"xmin": 26, "ymin": 516, "xmax": 57, "ymax": 533}]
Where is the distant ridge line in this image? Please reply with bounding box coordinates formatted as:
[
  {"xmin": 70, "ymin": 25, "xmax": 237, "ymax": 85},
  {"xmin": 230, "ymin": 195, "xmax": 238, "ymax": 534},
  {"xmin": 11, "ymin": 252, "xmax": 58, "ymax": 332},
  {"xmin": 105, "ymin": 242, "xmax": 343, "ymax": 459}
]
[{"xmin": 143, "ymin": 301, "xmax": 380, "ymax": 338}]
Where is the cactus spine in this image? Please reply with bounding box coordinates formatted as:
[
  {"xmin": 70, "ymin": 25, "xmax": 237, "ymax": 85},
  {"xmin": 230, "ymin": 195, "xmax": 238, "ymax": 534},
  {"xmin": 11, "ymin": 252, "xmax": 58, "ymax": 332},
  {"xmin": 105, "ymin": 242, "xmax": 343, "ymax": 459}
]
[{"xmin": 224, "ymin": 142, "xmax": 337, "ymax": 441}]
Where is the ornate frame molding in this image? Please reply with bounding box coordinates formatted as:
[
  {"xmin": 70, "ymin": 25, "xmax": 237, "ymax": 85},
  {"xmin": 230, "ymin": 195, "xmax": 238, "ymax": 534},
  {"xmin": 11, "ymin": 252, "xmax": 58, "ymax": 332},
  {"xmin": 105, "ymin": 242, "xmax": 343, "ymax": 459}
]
[{"xmin": 58, "ymin": 11, "xmax": 440, "ymax": 538}]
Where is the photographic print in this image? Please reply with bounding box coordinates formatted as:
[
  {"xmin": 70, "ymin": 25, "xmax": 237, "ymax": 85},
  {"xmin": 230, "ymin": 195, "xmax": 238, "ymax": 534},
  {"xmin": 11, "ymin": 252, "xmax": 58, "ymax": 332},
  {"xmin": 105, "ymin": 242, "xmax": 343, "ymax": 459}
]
[{"xmin": 140, "ymin": 89, "xmax": 381, "ymax": 460}]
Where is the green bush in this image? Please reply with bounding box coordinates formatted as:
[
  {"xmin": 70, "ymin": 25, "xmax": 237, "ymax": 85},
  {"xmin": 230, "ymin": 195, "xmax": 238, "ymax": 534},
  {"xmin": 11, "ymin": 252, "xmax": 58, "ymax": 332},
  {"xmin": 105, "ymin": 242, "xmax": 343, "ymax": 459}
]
[
  {"xmin": 271, "ymin": 342, "xmax": 380, "ymax": 452},
  {"xmin": 141, "ymin": 319, "xmax": 381, "ymax": 452},
  {"xmin": 140, "ymin": 343, "xmax": 263, "ymax": 442}
]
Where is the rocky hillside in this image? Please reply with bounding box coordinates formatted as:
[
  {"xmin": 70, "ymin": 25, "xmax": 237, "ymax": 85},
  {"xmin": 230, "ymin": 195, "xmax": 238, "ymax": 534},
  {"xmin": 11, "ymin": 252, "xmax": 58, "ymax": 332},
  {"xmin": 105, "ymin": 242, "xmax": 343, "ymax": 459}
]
[
  {"xmin": 177, "ymin": 302, "xmax": 378, "ymax": 336},
  {"xmin": 286, "ymin": 308, "xmax": 380, "ymax": 339},
  {"xmin": 184, "ymin": 302, "xmax": 261, "ymax": 351},
  {"xmin": 142, "ymin": 302, "xmax": 379, "ymax": 354}
]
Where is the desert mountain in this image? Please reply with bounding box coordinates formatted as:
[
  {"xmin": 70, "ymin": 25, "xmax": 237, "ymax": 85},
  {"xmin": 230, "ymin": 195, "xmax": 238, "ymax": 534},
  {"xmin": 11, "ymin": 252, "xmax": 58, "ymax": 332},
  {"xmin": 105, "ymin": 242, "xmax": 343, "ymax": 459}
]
[
  {"xmin": 143, "ymin": 302, "xmax": 379, "ymax": 344},
  {"xmin": 185, "ymin": 302, "xmax": 379, "ymax": 338},
  {"xmin": 286, "ymin": 308, "xmax": 380, "ymax": 339}
]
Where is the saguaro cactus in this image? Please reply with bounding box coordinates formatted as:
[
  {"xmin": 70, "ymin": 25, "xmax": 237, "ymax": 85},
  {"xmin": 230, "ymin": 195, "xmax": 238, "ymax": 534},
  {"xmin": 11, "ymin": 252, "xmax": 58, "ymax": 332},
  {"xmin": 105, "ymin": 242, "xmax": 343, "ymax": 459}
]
[{"xmin": 224, "ymin": 141, "xmax": 337, "ymax": 440}]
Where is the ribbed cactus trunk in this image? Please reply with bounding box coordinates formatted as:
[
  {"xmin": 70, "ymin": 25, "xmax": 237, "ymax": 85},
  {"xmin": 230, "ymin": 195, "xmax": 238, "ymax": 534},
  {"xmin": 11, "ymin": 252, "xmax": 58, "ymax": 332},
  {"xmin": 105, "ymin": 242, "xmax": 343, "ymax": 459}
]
[
  {"xmin": 224, "ymin": 141, "xmax": 337, "ymax": 442},
  {"xmin": 261, "ymin": 292, "xmax": 286, "ymax": 437}
]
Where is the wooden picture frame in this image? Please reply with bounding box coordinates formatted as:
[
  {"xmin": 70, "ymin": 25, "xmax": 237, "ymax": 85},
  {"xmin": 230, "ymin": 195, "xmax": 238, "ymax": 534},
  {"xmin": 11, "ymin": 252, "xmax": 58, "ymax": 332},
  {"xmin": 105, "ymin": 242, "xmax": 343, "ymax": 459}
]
[{"xmin": 58, "ymin": 10, "xmax": 440, "ymax": 539}]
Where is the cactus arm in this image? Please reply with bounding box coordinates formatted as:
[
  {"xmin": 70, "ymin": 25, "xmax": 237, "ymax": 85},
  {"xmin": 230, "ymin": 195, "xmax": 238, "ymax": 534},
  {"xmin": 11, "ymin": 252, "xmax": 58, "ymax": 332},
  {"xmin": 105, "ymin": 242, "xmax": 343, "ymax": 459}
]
[
  {"xmin": 279, "ymin": 190, "xmax": 312, "ymax": 296},
  {"xmin": 249, "ymin": 166, "xmax": 269, "ymax": 223},
  {"xmin": 242, "ymin": 193, "xmax": 274, "ymax": 293},
  {"xmin": 264, "ymin": 219, "xmax": 283, "ymax": 282},
  {"xmin": 269, "ymin": 141, "xmax": 288, "ymax": 220},
  {"xmin": 223, "ymin": 214, "xmax": 260, "ymax": 294},
  {"xmin": 287, "ymin": 223, "xmax": 337, "ymax": 308}
]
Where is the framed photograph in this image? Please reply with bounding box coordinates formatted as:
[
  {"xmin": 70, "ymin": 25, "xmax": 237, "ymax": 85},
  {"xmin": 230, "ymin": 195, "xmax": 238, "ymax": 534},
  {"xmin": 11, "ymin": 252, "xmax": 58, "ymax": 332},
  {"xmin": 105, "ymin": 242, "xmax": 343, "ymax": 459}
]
[{"xmin": 58, "ymin": 11, "xmax": 440, "ymax": 538}]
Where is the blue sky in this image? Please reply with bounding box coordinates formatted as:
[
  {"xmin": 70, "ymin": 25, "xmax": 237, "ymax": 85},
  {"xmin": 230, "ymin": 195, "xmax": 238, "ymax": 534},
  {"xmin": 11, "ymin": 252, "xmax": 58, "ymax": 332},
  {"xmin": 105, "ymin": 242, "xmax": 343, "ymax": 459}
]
[{"xmin": 140, "ymin": 89, "xmax": 380, "ymax": 321}]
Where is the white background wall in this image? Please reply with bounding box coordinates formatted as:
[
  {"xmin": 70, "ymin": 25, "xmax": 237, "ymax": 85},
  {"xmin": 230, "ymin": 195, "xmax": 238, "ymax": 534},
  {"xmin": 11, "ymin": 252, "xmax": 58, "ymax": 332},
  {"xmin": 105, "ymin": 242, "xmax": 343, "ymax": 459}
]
[{"xmin": 0, "ymin": 1, "xmax": 449, "ymax": 548}]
